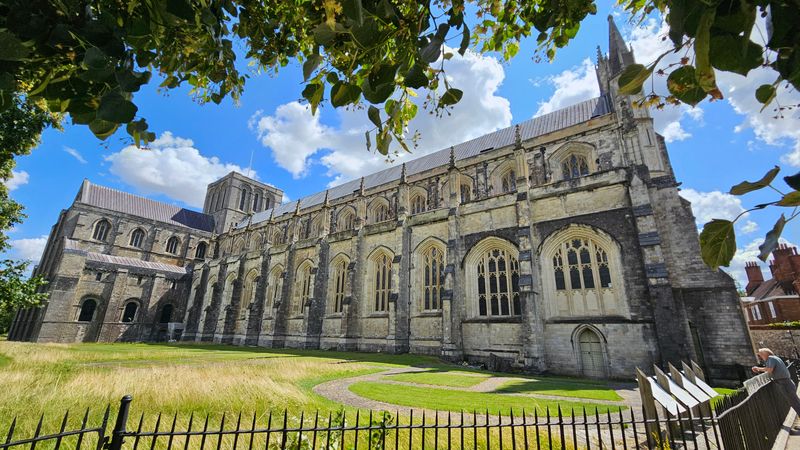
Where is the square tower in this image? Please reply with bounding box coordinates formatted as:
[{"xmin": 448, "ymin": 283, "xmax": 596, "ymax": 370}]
[{"xmin": 203, "ymin": 172, "xmax": 284, "ymax": 234}]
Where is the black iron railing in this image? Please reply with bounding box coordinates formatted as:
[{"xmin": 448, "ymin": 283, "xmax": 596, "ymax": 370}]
[{"xmin": 3, "ymin": 395, "xmax": 727, "ymax": 450}]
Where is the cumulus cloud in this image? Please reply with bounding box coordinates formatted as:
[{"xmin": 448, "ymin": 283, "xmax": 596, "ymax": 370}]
[
  {"xmin": 9, "ymin": 235, "xmax": 48, "ymax": 265},
  {"xmin": 64, "ymin": 146, "xmax": 87, "ymax": 164},
  {"xmin": 535, "ymin": 58, "xmax": 600, "ymax": 116},
  {"xmin": 105, "ymin": 132, "xmax": 256, "ymax": 208},
  {"xmin": 250, "ymin": 49, "xmax": 512, "ymax": 183},
  {"xmin": 4, "ymin": 170, "xmax": 29, "ymax": 191},
  {"xmin": 741, "ymin": 220, "xmax": 759, "ymax": 234},
  {"xmin": 679, "ymin": 188, "xmax": 746, "ymax": 225}
]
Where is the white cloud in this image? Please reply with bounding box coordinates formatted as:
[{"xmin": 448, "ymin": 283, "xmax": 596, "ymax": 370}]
[
  {"xmin": 679, "ymin": 188, "xmax": 746, "ymax": 225},
  {"xmin": 534, "ymin": 58, "xmax": 600, "ymax": 116},
  {"xmin": 250, "ymin": 49, "xmax": 512, "ymax": 183},
  {"xmin": 63, "ymin": 146, "xmax": 87, "ymax": 164},
  {"xmin": 4, "ymin": 170, "xmax": 29, "ymax": 191},
  {"xmin": 9, "ymin": 235, "xmax": 48, "ymax": 265},
  {"xmin": 661, "ymin": 121, "xmax": 691, "ymax": 142},
  {"xmin": 105, "ymin": 132, "xmax": 256, "ymax": 208}
]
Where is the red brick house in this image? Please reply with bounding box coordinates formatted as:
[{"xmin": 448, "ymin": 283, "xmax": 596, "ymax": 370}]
[{"xmin": 742, "ymin": 244, "xmax": 800, "ymax": 325}]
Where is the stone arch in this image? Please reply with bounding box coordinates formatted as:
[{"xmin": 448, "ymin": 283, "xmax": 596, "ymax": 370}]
[
  {"xmin": 92, "ymin": 218, "xmax": 112, "ymax": 242},
  {"xmin": 463, "ymin": 237, "xmax": 520, "ymax": 318},
  {"xmin": 547, "ymin": 141, "xmax": 597, "ymax": 181},
  {"xmin": 265, "ymin": 264, "xmax": 284, "ymax": 311},
  {"xmin": 366, "ymin": 246, "xmax": 394, "ymax": 313},
  {"xmin": 195, "ymin": 241, "xmax": 208, "ymax": 259},
  {"xmin": 128, "ymin": 228, "xmax": 146, "ymax": 248},
  {"xmin": 77, "ymin": 296, "xmax": 100, "ymax": 322},
  {"xmin": 120, "ymin": 298, "xmax": 140, "ymax": 323},
  {"xmin": 489, "ymin": 159, "xmax": 517, "ymax": 194},
  {"xmin": 413, "ymin": 237, "xmax": 447, "ymax": 312},
  {"xmin": 165, "ymin": 236, "xmax": 180, "ymax": 254},
  {"xmin": 571, "ymin": 325, "xmax": 609, "ymax": 378},
  {"xmin": 367, "ymin": 197, "xmax": 391, "ymax": 224},
  {"xmin": 292, "ymin": 259, "xmax": 315, "ymax": 316},
  {"xmin": 328, "ymin": 253, "xmax": 351, "ymax": 314},
  {"xmin": 409, "ymin": 186, "xmax": 428, "ymax": 214},
  {"xmin": 539, "ymin": 224, "xmax": 626, "ymax": 319},
  {"xmin": 336, "ymin": 206, "xmax": 357, "ymax": 231},
  {"xmin": 241, "ymin": 268, "xmax": 261, "ymax": 318}
]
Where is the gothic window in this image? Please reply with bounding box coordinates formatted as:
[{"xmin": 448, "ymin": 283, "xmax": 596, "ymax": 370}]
[
  {"xmin": 420, "ymin": 244, "xmax": 445, "ymax": 311},
  {"xmin": 166, "ymin": 236, "xmax": 180, "ymax": 254},
  {"xmin": 552, "ymin": 238, "xmax": 612, "ymax": 291},
  {"xmin": 410, "ymin": 192, "xmax": 427, "ymax": 214},
  {"xmin": 293, "ymin": 262, "xmax": 313, "ymax": 316},
  {"xmin": 159, "ymin": 304, "xmax": 173, "ymax": 323},
  {"xmin": 215, "ymin": 187, "xmax": 225, "ymax": 210},
  {"xmin": 195, "ymin": 242, "xmax": 207, "ymax": 259},
  {"xmin": 129, "ymin": 229, "xmax": 145, "ymax": 248},
  {"xmin": 265, "ymin": 266, "xmax": 283, "ymax": 311},
  {"xmin": 121, "ymin": 301, "xmax": 138, "ymax": 323},
  {"xmin": 369, "ymin": 200, "xmax": 391, "ymax": 224},
  {"xmin": 309, "ymin": 215, "xmax": 324, "ymax": 238},
  {"xmin": 78, "ymin": 298, "xmax": 97, "ymax": 322},
  {"xmin": 241, "ymin": 271, "xmax": 259, "ymax": 319},
  {"xmin": 542, "ymin": 226, "xmax": 623, "ymax": 318},
  {"xmin": 500, "ymin": 169, "xmax": 516, "ymax": 193},
  {"xmin": 337, "ymin": 209, "xmax": 356, "ymax": 231},
  {"xmin": 93, "ymin": 219, "xmax": 111, "ymax": 241},
  {"xmin": 330, "ymin": 258, "xmax": 348, "ymax": 314},
  {"xmin": 561, "ymin": 154, "xmax": 590, "ymax": 180},
  {"xmin": 368, "ymin": 250, "xmax": 392, "ymax": 312},
  {"xmin": 239, "ymin": 188, "xmax": 248, "ymax": 210},
  {"xmin": 475, "ymin": 247, "xmax": 520, "ymax": 317},
  {"xmin": 460, "ymin": 182, "xmax": 472, "ymax": 203},
  {"xmin": 253, "ymin": 193, "xmax": 260, "ymax": 211}
]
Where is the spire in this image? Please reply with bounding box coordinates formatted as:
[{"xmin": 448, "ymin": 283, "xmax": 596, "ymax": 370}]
[
  {"xmin": 448, "ymin": 146, "xmax": 456, "ymax": 170},
  {"xmin": 514, "ymin": 124, "xmax": 522, "ymax": 149},
  {"xmin": 400, "ymin": 163, "xmax": 407, "ymax": 184},
  {"xmin": 323, "ymin": 189, "xmax": 330, "ymax": 206},
  {"xmin": 607, "ymin": 15, "xmax": 635, "ymax": 76}
]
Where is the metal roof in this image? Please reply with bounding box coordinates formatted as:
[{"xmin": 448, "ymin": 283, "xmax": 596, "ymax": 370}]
[
  {"xmin": 77, "ymin": 180, "xmax": 215, "ymax": 232},
  {"xmin": 239, "ymin": 95, "xmax": 612, "ymax": 229}
]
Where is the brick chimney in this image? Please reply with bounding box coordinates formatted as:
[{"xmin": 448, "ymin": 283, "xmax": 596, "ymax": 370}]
[
  {"xmin": 769, "ymin": 244, "xmax": 798, "ymax": 285},
  {"xmin": 744, "ymin": 261, "xmax": 764, "ymax": 295}
]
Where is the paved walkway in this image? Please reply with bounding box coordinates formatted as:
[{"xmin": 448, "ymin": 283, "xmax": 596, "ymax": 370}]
[{"xmin": 313, "ymin": 366, "xmax": 641, "ymax": 417}]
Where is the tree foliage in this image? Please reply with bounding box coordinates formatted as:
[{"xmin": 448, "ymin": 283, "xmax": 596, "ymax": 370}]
[
  {"xmin": 1, "ymin": 0, "xmax": 799, "ymax": 271},
  {"xmin": 0, "ymin": 96, "xmax": 54, "ymax": 333}
]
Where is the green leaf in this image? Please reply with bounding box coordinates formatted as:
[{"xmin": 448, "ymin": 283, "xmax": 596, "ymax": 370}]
[
  {"xmin": 367, "ymin": 106, "xmax": 382, "ymax": 128},
  {"xmin": 376, "ymin": 128, "xmax": 392, "ymax": 155},
  {"xmin": 361, "ymin": 78, "xmax": 394, "ymax": 104},
  {"xmin": 365, "ymin": 130, "xmax": 371, "ymax": 151},
  {"xmin": 666, "ymin": 66, "xmax": 707, "ymax": 106},
  {"xmin": 302, "ymin": 83, "xmax": 324, "ymax": 115},
  {"xmin": 303, "ymin": 54, "xmax": 323, "ymax": 82},
  {"xmin": 617, "ymin": 64, "xmax": 651, "ymax": 95},
  {"xmin": 729, "ymin": 166, "xmax": 780, "ymax": 195},
  {"xmin": 459, "ymin": 26, "xmax": 470, "ymax": 56},
  {"xmin": 96, "ymin": 92, "xmax": 138, "ymax": 123},
  {"xmin": 777, "ymin": 191, "xmax": 800, "ymax": 206},
  {"xmin": 313, "ymin": 23, "xmax": 337, "ymax": 46},
  {"xmin": 166, "ymin": 0, "xmax": 195, "ymax": 21},
  {"xmin": 755, "ymin": 84, "xmax": 776, "ymax": 109},
  {"xmin": 341, "ymin": 0, "xmax": 364, "ymax": 26},
  {"xmin": 438, "ymin": 88, "xmax": 463, "ymax": 107},
  {"xmin": 784, "ymin": 172, "xmax": 800, "ymax": 191},
  {"xmin": 0, "ymin": 31, "xmax": 29, "ymax": 61},
  {"xmin": 116, "ymin": 69, "xmax": 152, "ymax": 93},
  {"xmin": 758, "ymin": 214, "xmax": 786, "ymax": 261},
  {"xmin": 81, "ymin": 47, "xmax": 114, "ymax": 82},
  {"xmin": 420, "ymin": 24, "xmax": 450, "ymax": 63},
  {"xmin": 330, "ymin": 82, "xmax": 361, "ymax": 107},
  {"xmin": 699, "ymin": 219, "xmax": 736, "ymax": 270},
  {"xmin": 89, "ymin": 119, "xmax": 119, "ymax": 140},
  {"xmin": 404, "ymin": 64, "xmax": 428, "ymax": 89},
  {"xmin": 694, "ymin": 7, "xmax": 717, "ymax": 93},
  {"xmin": 351, "ymin": 19, "xmax": 380, "ymax": 49},
  {"xmin": 709, "ymin": 35, "xmax": 763, "ymax": 76}
]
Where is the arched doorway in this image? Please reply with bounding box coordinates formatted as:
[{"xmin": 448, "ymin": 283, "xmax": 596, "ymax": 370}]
[{"xmin": 578, "ymin": 328, "xmax": 606, "ymax": 378}]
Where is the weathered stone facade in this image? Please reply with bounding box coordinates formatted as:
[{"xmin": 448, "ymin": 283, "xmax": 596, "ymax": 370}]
[{"xmin": 10, "ymin": 18, "xmax": 754, "ymax": 383}]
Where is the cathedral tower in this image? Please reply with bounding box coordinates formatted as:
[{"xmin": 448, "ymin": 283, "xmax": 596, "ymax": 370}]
[{"xmin": 203, "ymin": 172, "xmax": 284, "ymax": 234}]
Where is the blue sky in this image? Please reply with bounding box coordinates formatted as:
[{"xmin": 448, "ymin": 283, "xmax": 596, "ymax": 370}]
[{"xmin": 5, "ymin": 5, "xmax": 800, "ymax": 288}]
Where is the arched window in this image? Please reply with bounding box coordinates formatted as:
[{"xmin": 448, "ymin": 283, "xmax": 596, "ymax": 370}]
[
  {"xmin": 159, "ymin": 304, "xmax": 174, "ymax": 323},
  {"xmin": 460, "ymin": 182, "xmax": 472, "ymax": 203},
  {"xmin": 329, "ymin": 257, "xmax": 348, "ymax": 314},
  {"xmin": 121, "ymin": 301, "xmax": 138, "ymax": 323},
  {"xmin": 129, "ymin": 229, "xmax": 145, "ymax": 248},
  {"xmin": 337, "ymin": 209, "xmax": 356, "ymax": 231},
  {"xmin": 242, "ymin": 270, "xmax": 260, "ymax": 319},
  {"xmin": 368, "ymin": 200, "xmax": 391, "ymax": 224},
  {"xmin": 410, "ymin": 192, "xmax": 427, "ymax": 214},
  {"xmin": 77, "ymin": 298, "xmax": 97, "ymax": 322},
  {"xmin": 165, "ymin": 236, "xmax": 180, "ymax": 254},
  {"xmin": 93, "ymin": 220, "xmax": 111, "ymax": 241},
  {"xmin": 500, "ymin": 169, "xmax": 516, "ymax": 193},
  {"xmin": 238, "ymin": 188, "xmax": 248, "ymax": 210},
  {"xmin": 195, "ymin": 242, "xmax": 207, "ymax": 259},
  {"xmin": 368, "ymin": 249, "xmax": 393, "ymax": 312},
  {"xmin": 562, "ymin": 154, "xmax": 590, "ymax": 180},
  {"xmin": 231, "ymin": 238, "xmax": 245, "ymax": 254},
  {"xmin": 552, "ymin": 237, "xmax": 612, "ymax": 291},
  {"xmin": 264, "ymin": 197, "xmax": 272, "ymax": 210},
  {"xmin": 542, "ymin": 226, "xmax": 623, "ymax": 318},
  {"xmin": 253, "ymin": 193, "xmax": 260, "ymax": 211},
  {"xmin": 271, "ymin": 228, "xmax": 285, "ymax": 245},
  {"xmin": 215, "ymin": 186, "xmax": 225, "ymax": 210},
  {"xmin": 293, "ymin": 261, "xmax": 313, "ymax": 316},
  {"xmin": 420, "ymin": 243, "xmax": 445, "ymax": 311},
  {"xmin": 265, "ymin": 265, "xmax": 284, "ymax": 311},
  {"xmin": 466, "ymin": 238, "xmax": 520, "ymax": 317}
]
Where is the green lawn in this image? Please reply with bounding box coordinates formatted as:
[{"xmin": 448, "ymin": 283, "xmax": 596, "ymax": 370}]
[
  {"xmin": 385, "ymin": 369, "xmax": 489, "ymax": 387},
  {"xmin": 497, "ymin": 378, "xmax": 624, "ymax": 401},
  {"xmin": 349, "ymin": 381, "xmax": 625, "ymax": 415}
]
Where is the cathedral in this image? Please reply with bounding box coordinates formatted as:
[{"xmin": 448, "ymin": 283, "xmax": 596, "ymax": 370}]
[{"xmin": 9, "ymin": 18, "xmax": 754, "ymax": 383}]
